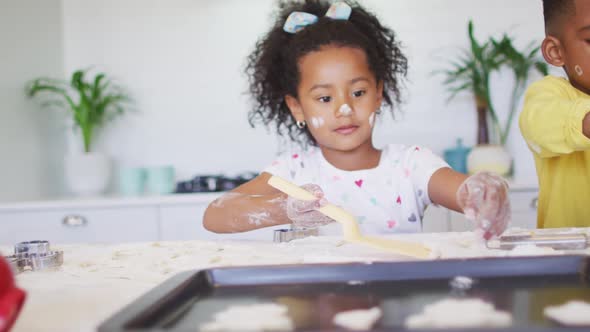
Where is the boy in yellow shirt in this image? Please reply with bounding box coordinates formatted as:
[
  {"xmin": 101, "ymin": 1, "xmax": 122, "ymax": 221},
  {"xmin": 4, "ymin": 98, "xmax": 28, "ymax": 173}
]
[{"xmin": 519, "ymin": 0, "xmax": 590, "ymax": 228}]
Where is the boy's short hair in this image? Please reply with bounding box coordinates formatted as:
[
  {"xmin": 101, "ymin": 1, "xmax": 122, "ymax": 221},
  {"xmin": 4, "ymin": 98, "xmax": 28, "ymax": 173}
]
[{"xmin": 543, "ymin": 0, "xmax": 575, "ymax": 33}]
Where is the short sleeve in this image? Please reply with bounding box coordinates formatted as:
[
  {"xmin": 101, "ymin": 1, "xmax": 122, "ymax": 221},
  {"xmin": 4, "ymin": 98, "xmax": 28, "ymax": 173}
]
[
  {"xmin": 402, "ymin": 146, "xmax": 449, "ymax": 206},
  {"xmin": 519, "ymin": 76, "xmax": 590, "ymax": 158},
  {"xmin": 262, "ymin": 152, "xmax": 294, "ymax": 181}
]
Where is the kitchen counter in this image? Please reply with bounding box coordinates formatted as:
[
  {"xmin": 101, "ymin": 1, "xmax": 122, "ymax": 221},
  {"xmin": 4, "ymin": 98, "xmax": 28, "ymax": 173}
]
[
  {"xmin": 5, "ymin": 229, "xmax": 589, "ymax": 332},
  {"xmin": 0, "ymin": 180, "xmax": 537, "ymax": 213},
  {"xmin": 0, "ymin": 193, "xmax": 221, "ymax": 212}
]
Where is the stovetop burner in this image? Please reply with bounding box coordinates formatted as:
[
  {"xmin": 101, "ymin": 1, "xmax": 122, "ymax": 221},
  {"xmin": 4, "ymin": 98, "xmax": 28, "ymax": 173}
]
[{"xmin": 175, "ymin": 172, "xmax": 258, "ymax": 193}]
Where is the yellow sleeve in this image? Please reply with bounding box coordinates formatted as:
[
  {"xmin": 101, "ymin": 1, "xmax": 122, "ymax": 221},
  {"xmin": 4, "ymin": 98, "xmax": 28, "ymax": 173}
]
[{"xmin": 519, "ymin": 76, "xmax": 590, "ymax": 158}]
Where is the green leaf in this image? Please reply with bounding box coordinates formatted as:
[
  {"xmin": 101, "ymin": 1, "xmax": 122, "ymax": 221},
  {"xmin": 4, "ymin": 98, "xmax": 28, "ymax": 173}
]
[
  {"xmin": 436, "ymin": 19, "xmax": 546, "ymax": 145},
  {"xmin": 26, "ymin": 69, "xmax": 131, "ymax": 152}
]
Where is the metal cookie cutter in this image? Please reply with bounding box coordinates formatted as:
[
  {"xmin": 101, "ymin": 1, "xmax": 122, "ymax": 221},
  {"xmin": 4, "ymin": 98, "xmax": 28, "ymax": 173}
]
[
  {"xmin": 3, "ymin": 240, "xmax": 64, "ymax": 274},
  {"xmin": 274, "ymin": 227, "xmax": 319, "ymax": 243},
  {"xmin": 5, "ymin": 255, "xmax": 25, "ymax": 274}
]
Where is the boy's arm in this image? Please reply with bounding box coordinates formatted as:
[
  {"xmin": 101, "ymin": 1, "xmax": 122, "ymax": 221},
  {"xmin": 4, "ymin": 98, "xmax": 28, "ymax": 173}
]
[
  {"xmin": 519, "ymin": 78, "xmax": 590, "ymax": 158},
  {"xmin": 584, "ymin": 113, "xmax": 590, "ymax": 138},
  {"xmin": 202, "ymin": 172, "xmax": 291, "ymax": 233}
]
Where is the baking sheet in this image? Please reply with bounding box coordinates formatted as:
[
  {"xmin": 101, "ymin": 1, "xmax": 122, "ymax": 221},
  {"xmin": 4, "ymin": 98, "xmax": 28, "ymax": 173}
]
[{"xmin": 99, "ymin": 256, "xmax": 590, "ymax": 331}]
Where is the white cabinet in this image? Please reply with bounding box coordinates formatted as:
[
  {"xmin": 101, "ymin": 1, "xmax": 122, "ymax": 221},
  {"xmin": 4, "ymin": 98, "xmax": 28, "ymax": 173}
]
[
  {"xmin": 422, "ymin": 205, "xmax": 450, "ymax": 233},
  {"xmin": 508, "ymin": 190, "xmax": 539, "ymax": 229},
  {"xmin": 0, "ymin": 193, "xmax": 284, "ymax": 245},
  {"xmin": 0, "ymin": 206, "xmax": 159, "ymax": 245},
  {"xmin": 0, "ymin": 187, "xmax": 539, "ymax": 245},
  {"xmin": 158, "ymin": 204, "xmax": 282, "ymax": 241}
]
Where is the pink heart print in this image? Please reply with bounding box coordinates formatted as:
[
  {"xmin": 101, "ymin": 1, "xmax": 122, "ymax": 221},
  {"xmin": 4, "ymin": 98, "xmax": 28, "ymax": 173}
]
[
  {"xmin": 387, "ymin": 220, "xmax": 397, "ymax": 229},
  {"xmin": 404, "ymin": 169, "xmax": 411, "ymax": 178},
  {"xmin": 396, "ymin": 196, "xmax": 402, "ymax": 204},
  {"xmin": 354, "ymin": 179, "xmax": 363, "ymax": 188},
  {"xmin": 292, "ymin": 154, "xmax": 299, "ymax": 159}
]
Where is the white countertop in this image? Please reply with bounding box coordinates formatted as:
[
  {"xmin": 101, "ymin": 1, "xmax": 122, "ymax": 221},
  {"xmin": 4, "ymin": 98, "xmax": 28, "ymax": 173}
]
[
  {"xmin": 0, "ymin": 179, "xmax": 537, "ymax": 213},
  {"xmin": 0, "ymin": 193, "xmax": 222, "ymax": 212},
  {"xmin": 5, "ymin": 228, "xmax": 589, "ymax": 332}
]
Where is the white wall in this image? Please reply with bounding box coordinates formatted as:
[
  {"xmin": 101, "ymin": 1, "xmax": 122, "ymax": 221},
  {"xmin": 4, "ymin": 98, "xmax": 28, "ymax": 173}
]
[
  {"xmin": 61, "ymin": 0, "xmax": 554, "ymax": 185},
  {"xmin": 0, "ymin": 0, "xmax": 65, "ymax": 202},
  {"xmin": 1, "ymin": 0, "xmax": 551, "ymax": 201}
]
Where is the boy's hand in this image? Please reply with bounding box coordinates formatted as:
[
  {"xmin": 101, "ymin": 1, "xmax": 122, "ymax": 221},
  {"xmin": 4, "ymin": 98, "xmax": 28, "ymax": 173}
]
[
  {"xmin": 456, "ymin": 172, "xmax": 511, "ymax": 240},
  {"xmin": 286, "ymin": 184, "xmax": 334, "ymax": 229}
]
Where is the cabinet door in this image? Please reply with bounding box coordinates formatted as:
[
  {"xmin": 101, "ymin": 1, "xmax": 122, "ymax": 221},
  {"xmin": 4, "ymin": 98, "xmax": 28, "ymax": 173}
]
[
  {"xmin": 159, "ymin": 204, "xmax": 284, "ymax": 241},
  {"xmin": 509, "ymin": 191, "xmax": 538, "ymax": 229},
  {"xmin": 422, "ymin": 205, "xmax": 451, "ymax": 232},
  {"xmin": 0, "ymin": 207, "xmax": 159, "ymax": 245}
]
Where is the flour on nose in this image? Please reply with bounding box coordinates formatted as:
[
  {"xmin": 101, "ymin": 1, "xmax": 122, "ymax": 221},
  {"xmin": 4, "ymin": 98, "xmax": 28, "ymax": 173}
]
[{"xmin": 338, "ymin": 104, "xmax": 353, "ymax": 116}]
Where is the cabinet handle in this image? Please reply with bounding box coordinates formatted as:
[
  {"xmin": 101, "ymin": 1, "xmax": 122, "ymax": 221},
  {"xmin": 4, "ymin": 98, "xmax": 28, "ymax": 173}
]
[
  {"xmin": 62, "ymin": 215, "xmax": 88, "ymax": 227},
  {"xmin": 530, "ymin": 197, "xmax": 539, "ymax": 210}
]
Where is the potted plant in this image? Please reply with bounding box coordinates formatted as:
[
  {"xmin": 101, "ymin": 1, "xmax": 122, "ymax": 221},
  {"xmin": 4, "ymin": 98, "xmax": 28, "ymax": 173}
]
[
  {"xmin": 27, "ymin": 69, "xmax": 131, "ymax": 196},
  {"xmin": 440, "ymin": 21, "xmax": 548, "ymax": 176}
]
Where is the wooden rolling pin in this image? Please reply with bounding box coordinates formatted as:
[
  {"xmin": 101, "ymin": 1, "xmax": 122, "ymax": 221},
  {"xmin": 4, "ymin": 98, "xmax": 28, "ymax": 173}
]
[{"xmin": 267, "ymin": 175, "xmax": 432, "ymax": 259}]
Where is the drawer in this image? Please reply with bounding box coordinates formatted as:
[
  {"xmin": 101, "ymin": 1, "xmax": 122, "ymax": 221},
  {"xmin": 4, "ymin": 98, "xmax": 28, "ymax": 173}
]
[
  {"xmin": 159, "ymin": 205, "xmax": 282, "ymax": 241},
  {"xmin": 508, "ymin": 191, "xmax": 538, "ymax": 229},
  {"xmin": 0, "ymin": 206, "xmax": 159, "ymax": 245},
  {"xmin": 509, "ymin": 191, "xmax": 539, "ymax": 213}
]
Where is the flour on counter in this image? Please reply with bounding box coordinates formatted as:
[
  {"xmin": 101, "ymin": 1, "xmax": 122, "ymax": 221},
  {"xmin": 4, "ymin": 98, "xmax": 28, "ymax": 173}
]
[
  {"xmin": 333, "ymin": 307, "xmax": 382, "ymax": 331},
  {"xmin": 544, "ymin": 301, "xmax": 590, "ymax": 326},
  {"xmin": 404, "ymin": 298, "xmax": 512, "ymax": 328},
  {"xmin": 199, "ymin": 303, "xmax": 293, "ymax": 332},
  {"xmin": 508, "ymin": 244, "xmax": 563, "ymax": 256},
  {"xmin": 8, "ymin": 227, "xmax": 589, "ymax": 332}
]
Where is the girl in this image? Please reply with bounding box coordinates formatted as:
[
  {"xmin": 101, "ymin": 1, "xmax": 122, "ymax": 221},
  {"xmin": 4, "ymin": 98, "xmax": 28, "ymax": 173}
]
[{"xmin": 203, "ymin": 0, "xmax": 510, "ymax": 239}]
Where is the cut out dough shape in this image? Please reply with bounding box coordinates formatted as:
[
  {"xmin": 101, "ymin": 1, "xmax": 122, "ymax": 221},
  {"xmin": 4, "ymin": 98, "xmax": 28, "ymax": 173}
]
[
  {"xmin": 333, "ymin": 307, "xmax": 382, "ymax": 331},
  {"xmin": 544, "ymin": 301, "xmax": 590, "ymax": 326},
  {"xmin": 404, "ymin": 298, "xmax": 512, "ymax": 329},
  {"xmin": 200, "ymin": 303, "xmax": 294, "ymax": 332},
  {"xmin": 268, "ymin": 176, "xmax": 432, "ymax": 259}
]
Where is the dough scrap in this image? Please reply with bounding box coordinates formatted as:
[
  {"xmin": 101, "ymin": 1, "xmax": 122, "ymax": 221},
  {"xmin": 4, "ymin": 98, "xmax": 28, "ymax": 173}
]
[
  {"xmin": 544, "ymin": 301, "xmax": 590, "ymax": 326},
  {"xmin": 200, "ymin": 303, "xmax": 293, "ymax": 332},
  {"xmin": 508, "ymin": 244, "xmax": 562, "ymax": 256},
  {"xmin": 405, "ymin": 298, "xmax": 512, "ymax": 328},
  {"xmin": 333, "ymin": 307, "xmax": 382, "ymax": 331}
]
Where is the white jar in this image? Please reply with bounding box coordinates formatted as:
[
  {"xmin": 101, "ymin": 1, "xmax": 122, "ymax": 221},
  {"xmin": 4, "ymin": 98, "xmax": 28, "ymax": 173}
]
[{"xmin": 467, "ymin": 145, "xmax": 512, "ymax": 176}]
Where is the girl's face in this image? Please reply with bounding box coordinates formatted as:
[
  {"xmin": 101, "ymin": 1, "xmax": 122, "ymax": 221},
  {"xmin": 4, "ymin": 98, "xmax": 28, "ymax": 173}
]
[{"xmin": 286, "ymin": 45, "xmax": 383, "ymax": 153}]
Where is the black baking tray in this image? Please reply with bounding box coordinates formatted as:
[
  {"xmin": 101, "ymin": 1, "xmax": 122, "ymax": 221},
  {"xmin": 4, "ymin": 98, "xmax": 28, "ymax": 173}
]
[{"xmin": 99, "ymin": 256, "xmax": 590, "ymax": 331}]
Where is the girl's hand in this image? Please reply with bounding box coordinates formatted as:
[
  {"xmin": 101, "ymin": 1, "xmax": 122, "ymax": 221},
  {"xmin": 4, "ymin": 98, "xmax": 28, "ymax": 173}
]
[
  {"xmin": 286, "ymin": 184, "xmax": 334, "ymax": 229},
  {"xmin": 456, "ymin": 172, "xmax": 511, "ymax": 240}
]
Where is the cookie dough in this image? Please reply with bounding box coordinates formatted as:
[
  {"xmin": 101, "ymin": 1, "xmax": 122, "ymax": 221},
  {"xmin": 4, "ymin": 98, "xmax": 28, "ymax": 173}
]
[
  {"xmin": 200, "ymin": 303, "xmax": 293, "ymax": 331},
  {"xmin": 405, "ymin": 298, "xmax": 512, "ymax": 328},
  {"xmin": 333, "ymin": 307, "xmax": 382, "ymax": 331}
]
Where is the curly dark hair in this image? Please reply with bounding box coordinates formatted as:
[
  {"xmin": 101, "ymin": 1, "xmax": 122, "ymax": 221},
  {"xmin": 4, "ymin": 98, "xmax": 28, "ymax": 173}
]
[
  {"xmin": 245, "ymin": 0, "xmax": 408, "ymax": 146},
  {"xmin": 542, "ymin": 0, "xmax": 575, "ymax": 33}
]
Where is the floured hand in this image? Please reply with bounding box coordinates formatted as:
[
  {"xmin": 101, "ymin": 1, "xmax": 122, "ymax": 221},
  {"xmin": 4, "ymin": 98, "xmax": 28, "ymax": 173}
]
[
  {"xmin": 457, "ymin": 172, "xmax": 511, "ymax": 240},
  {"xmin": 286, "ymin": 183, "xmax": 334, "ymax": 229}
]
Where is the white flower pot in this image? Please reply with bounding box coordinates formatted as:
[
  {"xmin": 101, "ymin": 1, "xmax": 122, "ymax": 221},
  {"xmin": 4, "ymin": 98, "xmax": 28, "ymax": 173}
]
[
  {"xmin": 65, "ymin": 153, "xmax": 111, "ymax": 196},
  {"xmin": 467, "ymin": 144, "xmax": 512, "ymax": 176}
]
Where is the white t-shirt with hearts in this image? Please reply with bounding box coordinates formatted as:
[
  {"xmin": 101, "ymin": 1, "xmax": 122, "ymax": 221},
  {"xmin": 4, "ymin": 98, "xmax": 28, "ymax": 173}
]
[{"xmin": 263, "ymin": 144, "xmax": 449, "ymax": 235}]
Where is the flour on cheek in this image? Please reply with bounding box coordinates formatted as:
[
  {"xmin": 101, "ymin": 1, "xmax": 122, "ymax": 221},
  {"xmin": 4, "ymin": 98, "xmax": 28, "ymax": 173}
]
[
  {"xmin": 310, "ymin": 116, "xmax": 325, "ymax": 129},
  {"xmin": 368, "ymin": 112, "xmax": 376, "ymax": 128},
  {"xmin": 574, "ymin": 65, "xmax": 584, "ymax": 77}
]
